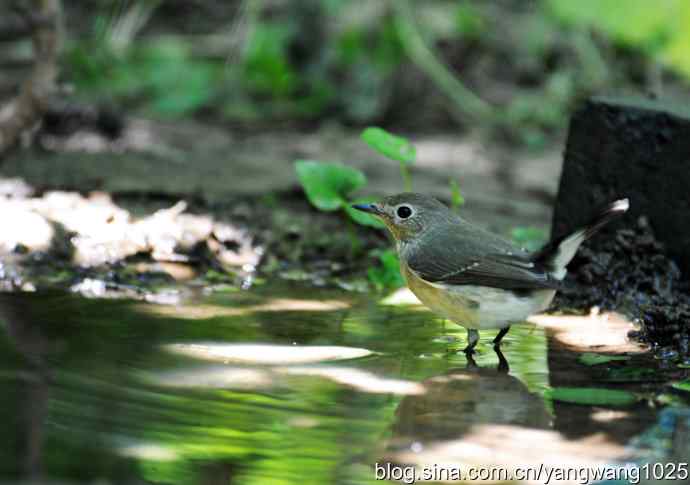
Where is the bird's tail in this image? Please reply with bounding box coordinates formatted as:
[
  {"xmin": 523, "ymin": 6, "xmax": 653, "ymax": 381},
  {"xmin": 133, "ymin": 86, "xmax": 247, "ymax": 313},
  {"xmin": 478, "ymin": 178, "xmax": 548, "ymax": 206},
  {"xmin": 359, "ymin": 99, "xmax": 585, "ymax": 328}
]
[{"xmin": 532, "ymin": 198, "xmax": 630, "ymax": 279}]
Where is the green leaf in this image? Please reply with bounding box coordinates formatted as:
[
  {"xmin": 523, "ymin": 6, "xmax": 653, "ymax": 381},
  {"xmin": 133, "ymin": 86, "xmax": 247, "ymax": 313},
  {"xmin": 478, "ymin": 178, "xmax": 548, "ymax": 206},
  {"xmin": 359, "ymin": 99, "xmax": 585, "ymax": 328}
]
[
  {"xmin": 455, "ymin": 3, "xmax": 485, "ymax": 40},
  {"xmin": 545, "ymin": 387, "xmax": 638, "ymax": 406},
  {"xmin": 449, "ymin": 179, "xmax": 465, "ymax": 211},
  {"xmin": 671, "ymin": 380, "xmax": 690, "ymax": 392},
  {"xmin": 242, "ymin": 23, "xmax": 296, "ymax": 97},
  {"xmin": 361, "ymin": 127, "xmax": 416, "ymax": 165},
  {"xmin": 510, "ymin": 226, "xmax": 548, "ymax": 252},
  {"xmin": 578, "ymin": 353, "xmax": 631, "ymax": 366},
  {"xmin": 367, "ymin": 249, "xmax": 405, "ymax": 291},
  {"xmin": 295, "ymin": 160, "xmax": 367, "ymax": 211},
  {"xmin": 344, "ymin": 197, "xmax": 386, "ymax": 228}
]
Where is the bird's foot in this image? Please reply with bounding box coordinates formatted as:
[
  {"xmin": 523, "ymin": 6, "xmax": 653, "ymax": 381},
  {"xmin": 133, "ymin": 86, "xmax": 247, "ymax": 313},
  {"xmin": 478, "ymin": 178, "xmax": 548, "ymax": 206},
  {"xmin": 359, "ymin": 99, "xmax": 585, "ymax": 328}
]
[{"xmin": 465, "ymin": 352, "xmax": 478, "ymax": 369}]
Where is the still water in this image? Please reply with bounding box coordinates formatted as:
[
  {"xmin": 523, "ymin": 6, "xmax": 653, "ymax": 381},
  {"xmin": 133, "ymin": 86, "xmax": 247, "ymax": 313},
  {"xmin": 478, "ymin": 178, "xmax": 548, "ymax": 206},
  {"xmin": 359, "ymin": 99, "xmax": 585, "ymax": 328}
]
[{"xmin": 0, "ymin": 284, "xmax": 677, "ymax": 484}]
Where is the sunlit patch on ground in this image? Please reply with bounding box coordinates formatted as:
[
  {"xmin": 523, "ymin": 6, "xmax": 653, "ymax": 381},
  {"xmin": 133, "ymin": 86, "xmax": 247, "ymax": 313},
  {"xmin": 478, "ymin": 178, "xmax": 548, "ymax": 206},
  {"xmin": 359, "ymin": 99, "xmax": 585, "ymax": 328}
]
[
  {"xmin": 116, "ymin": 442, "xmax": 179, "ymax": 462},
  {"xmin": 0, "ymin": 177, "xmax": 262, "ymax": 294},
  {"xmin": 590, "ymin": 409, "xmax": 633, "ymax": 423},
  {"xmin": 164, "ymin": 343, "xmax": 373, "ymax": 365},
  {"xmin": 147, "ymin": 366, "xmax": 277, "ymax": 390},
  {"xmin": 277, "ymin": 366, "xmax": 425, "ymax": 395},
  {"xmin": 149, "ymin": 356, "xmax": 423, "ymax": 395},
  {"xmin": 529, "ymin": 310, "xmax": 647, "ymax": 354},
  {"xmin": 141, "ymin": 297, "xmax": 351, "ymax": 319},
  {"xmin": 386, "ymin": 424, "xmax": 636, "ymax": 484}
]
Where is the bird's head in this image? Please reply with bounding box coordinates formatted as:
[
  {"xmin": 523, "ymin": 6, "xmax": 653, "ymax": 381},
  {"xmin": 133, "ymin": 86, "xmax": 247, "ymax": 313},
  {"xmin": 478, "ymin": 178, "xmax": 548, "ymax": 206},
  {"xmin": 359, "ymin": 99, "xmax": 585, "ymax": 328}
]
[{"xmin": 352, "ymin": 193, "xmax": 451, "ymax": 242}]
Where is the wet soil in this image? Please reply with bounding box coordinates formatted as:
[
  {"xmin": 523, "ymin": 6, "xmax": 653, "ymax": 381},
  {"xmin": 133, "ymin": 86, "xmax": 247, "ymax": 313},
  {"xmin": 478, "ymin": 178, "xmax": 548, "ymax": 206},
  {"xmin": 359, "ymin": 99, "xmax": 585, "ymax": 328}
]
[{"xmin": 555, "ymin": 217, "xmax": 690, "ymax": 363}]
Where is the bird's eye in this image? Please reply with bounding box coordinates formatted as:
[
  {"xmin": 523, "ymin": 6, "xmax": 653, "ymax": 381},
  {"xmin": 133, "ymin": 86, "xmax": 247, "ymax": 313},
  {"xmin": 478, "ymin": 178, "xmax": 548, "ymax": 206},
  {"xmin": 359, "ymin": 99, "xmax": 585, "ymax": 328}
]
[{"xmin": 396, "ymin": 205, "xmax": 413, "ymax": 219}]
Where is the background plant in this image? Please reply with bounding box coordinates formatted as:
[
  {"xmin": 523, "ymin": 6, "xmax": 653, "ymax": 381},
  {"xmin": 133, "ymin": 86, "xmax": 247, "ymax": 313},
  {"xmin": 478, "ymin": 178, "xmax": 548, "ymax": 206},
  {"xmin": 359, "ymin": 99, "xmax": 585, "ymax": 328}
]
[
  {"xmin": 294, "ymin": 159, "xmax": 383, "ymax": 229},
  {"xmin": 361, "ymin": 126, "xmax": 415, "ymax": 191},
  {"xmin": 54, "ymin": 1, "xmax": 690, "ymax": 145},
  {"xmin": 296, "ymin": 128, "xmax": 440, "ymax": 291}
]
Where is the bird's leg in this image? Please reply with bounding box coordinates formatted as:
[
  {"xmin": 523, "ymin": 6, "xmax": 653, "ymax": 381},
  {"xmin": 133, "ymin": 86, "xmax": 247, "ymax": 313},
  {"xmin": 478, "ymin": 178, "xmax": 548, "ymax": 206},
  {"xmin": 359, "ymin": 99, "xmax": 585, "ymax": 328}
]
[
  {"xmin": 463, "ymin": 329, "xmax": 479, "ymax": 354},
  {"xmin": 492, "ymin": 326, "xmax": 511, "ymax": 347},
  {"xmin": 494, "ymin": 346, "xmax": 510, "ymax": 374},
  {"xmin": 465, "ymin": 352, "xmax": 478, "ymax": 369}
]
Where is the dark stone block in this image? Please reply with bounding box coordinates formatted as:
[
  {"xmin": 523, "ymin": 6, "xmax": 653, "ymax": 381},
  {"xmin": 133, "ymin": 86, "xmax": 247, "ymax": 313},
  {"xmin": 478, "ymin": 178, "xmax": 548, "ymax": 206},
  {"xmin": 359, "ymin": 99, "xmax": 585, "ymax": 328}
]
[{"xmin": 552, "ymin": 96, "xmax": 690, "ymax": 274}]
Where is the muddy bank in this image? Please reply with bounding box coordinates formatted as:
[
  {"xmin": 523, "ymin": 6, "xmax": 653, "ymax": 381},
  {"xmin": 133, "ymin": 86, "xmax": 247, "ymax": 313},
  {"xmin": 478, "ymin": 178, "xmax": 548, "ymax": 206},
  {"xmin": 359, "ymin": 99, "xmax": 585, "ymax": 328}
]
[{"xmin": 555, "ymin": 217, "xmax": 690, "ymax": 363}]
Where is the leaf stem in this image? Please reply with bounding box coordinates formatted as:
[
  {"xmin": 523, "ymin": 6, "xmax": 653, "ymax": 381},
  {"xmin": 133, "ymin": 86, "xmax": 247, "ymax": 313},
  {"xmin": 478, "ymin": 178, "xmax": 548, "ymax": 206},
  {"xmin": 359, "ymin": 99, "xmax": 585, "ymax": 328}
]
[{"xmin": 391, "ymin": 0, "xmax": 494, "ymax": 124}]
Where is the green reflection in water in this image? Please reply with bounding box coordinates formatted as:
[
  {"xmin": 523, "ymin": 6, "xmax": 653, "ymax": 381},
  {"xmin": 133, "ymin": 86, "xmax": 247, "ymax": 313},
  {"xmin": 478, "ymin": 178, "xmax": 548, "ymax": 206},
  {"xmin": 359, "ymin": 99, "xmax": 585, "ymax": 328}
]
[{"xmin": 0, "ymin": 285, "xmax": 552, "ymax": 485}]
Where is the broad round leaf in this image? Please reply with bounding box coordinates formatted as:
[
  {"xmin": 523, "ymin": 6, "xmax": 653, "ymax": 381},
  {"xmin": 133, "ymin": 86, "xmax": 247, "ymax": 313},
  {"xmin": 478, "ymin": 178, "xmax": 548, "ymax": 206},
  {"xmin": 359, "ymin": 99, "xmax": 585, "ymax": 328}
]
[
  {"xmin": 295, "ymin": 160, "xmax": 368, "ymax": 211},
  {"xmin": 361, "ymin": 127, "xmax": 416, "ymax": 165}
]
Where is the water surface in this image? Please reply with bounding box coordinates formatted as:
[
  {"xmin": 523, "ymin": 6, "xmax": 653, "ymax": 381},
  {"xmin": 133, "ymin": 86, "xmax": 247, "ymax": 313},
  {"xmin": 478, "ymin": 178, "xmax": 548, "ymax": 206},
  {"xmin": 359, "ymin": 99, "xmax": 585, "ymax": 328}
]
[{"xmin": 0, "ymin": 285, "xmax": 665, "ymax": 484}]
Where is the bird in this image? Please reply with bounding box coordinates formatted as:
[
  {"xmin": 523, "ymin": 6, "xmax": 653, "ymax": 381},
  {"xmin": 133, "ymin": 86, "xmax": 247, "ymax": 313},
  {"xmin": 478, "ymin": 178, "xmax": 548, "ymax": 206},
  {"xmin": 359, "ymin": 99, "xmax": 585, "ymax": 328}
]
[{"xmin": 353, "ymin": 193, "xmax": 629, "ymax": 354}]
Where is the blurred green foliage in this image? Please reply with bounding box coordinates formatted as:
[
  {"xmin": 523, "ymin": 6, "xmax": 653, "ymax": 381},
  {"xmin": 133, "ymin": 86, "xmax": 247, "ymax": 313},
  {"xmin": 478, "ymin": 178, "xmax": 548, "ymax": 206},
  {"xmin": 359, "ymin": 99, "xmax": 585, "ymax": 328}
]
[
  {"xmin": 367, "ymin": 248, "xmax": 405, "ymax": 291},
  {"xmin": 242, "ymin": 23, "xmax": 297, "ymax": 97},
  {"xmin": 62, "ymin": 1, "xmax": 690, "ymax": 144},
  {"xmin": 68, "ymin": 37, "xmax": 220, "ymax": 117},
  {"xmin": 547, "ymin": 0, "xmax": 690, "ymax": 76},
  {"xmin": 449, "ymin": 179, "xmax": 464, "ymax": 212},
  {"xmin": 510, "ymin": 226, "xmax": 548, "ymax": 252},
  {"xmin": 454, "ymin": 2, "xmax": 485, "ymax": 41}
]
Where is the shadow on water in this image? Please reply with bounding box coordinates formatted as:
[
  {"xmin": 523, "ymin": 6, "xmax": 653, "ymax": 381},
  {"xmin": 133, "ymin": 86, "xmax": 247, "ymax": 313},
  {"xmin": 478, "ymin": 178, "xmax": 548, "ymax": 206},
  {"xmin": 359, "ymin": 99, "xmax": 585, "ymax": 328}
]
[{"xmin": 0, "ymin": 285, "xmax": 679, "ymax": 484}]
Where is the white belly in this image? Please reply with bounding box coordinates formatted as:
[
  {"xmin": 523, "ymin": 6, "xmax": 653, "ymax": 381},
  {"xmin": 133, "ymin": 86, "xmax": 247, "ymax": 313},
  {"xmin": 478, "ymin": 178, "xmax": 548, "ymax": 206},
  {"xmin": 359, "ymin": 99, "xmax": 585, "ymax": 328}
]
[
  {"xmin": 403, "ymin": 264, "xmax": 555, "ymax": 330},
  {"xmin": 433, "ymin": 284, "xmax": 555, "ymax": 329}
]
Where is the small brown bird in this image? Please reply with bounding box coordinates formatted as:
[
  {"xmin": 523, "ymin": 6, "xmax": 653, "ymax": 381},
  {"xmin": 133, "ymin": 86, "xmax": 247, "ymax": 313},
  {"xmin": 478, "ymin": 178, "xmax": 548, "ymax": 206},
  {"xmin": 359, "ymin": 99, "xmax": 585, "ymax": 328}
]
[{"xmin": 354, "ymin": 194, "xmax": 629, "ymax": 354}]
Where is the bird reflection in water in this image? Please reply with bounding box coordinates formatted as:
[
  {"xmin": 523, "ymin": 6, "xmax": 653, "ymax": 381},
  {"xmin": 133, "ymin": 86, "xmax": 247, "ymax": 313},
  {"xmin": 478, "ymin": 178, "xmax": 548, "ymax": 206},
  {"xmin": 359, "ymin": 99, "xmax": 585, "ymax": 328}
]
[{"xmin": 389, "ymin": 347, "xmax": 550, "ymax": 446}]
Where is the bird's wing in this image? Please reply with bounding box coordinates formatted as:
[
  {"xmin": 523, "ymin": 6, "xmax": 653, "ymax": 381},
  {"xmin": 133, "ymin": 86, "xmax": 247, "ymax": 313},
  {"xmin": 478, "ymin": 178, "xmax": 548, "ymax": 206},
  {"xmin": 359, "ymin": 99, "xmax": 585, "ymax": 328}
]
[{"xmin": 405, "ymin": 225, "xmax": 560, "ymax": 290}]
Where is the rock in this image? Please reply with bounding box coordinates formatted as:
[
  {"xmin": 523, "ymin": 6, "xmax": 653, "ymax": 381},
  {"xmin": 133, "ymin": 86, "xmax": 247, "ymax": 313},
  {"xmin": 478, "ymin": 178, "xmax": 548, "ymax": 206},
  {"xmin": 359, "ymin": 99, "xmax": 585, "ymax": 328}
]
[{"xmin": 552, "ymin": 96, "xmax": 690, "ymax": 273}]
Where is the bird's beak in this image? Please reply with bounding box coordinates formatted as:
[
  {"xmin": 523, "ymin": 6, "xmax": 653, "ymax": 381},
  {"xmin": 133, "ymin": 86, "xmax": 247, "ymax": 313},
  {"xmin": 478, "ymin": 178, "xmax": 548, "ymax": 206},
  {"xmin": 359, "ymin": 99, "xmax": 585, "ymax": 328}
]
[{"xmin": 351, "ymin": 203, "xmax": 382, "ymax": 215}]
